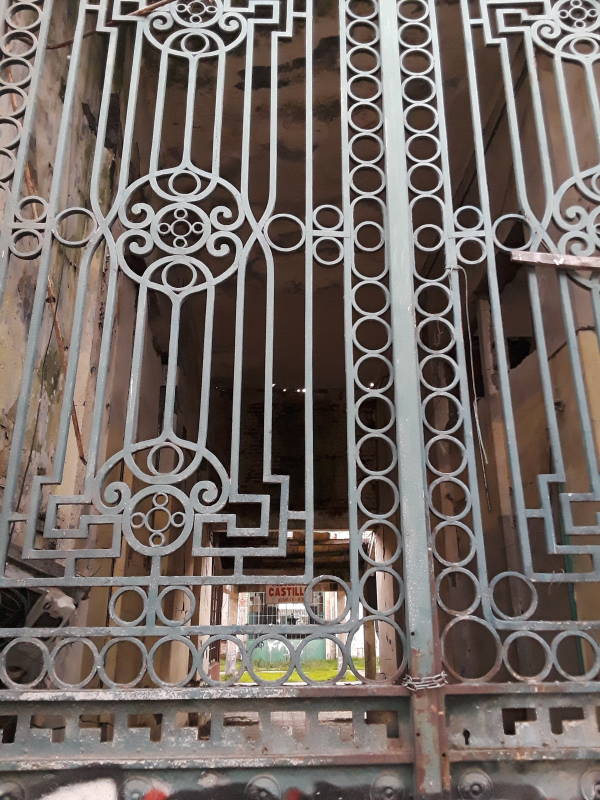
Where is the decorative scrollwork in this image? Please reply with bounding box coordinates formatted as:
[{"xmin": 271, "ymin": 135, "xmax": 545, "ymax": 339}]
[
  {"xmin": 116, "ymin": 168, "xmax": 247, "ymax": 294},
  {"xmin": 532, "ymin": 0, "xmax": 600, "ymax": 61},
  {"xmin": 143, "ymin": 0, "xmax": 249, "ymax": 58}
]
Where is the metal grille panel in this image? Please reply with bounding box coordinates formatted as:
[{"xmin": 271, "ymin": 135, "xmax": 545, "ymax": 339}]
[{"xmin": 1, "ymin": 0, "xmax": 600, "ymax": 796}]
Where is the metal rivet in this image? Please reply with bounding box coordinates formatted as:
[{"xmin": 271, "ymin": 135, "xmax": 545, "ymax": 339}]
[
  {"xmin": 582, "ymin": 771, "xmax": 600, "ymax": 800},
  {"xmin": 371, "ymin": 774, "xmax": 405, "ymax": 800},
  {"xmin": 244, "ymin": 776, "xmax": 280, "ymax": 800},
  {"xmin": 579, "ymin": 769, "xmax": 600, "ymax": 800},
  {"xmin": 0, "ymin": 784, "xmax": 23, "ymax": 800},
  {"xmin": 124, "ymin": 779, "xmax": 152, "ymax": 800},
  {"xmin": 458, "ymin": 770, "xmax": 492, "ymax": 800}
]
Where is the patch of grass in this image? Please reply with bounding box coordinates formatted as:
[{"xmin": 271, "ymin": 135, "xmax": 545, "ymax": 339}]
[{"xmin": 223, "ymin": 658, "xmax": 361, "ymax": 684}]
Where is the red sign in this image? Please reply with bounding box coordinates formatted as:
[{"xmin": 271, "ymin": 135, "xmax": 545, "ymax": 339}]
[{"xmin": 266, "ymin": 584, "xmax": 306, "ymax": 604}]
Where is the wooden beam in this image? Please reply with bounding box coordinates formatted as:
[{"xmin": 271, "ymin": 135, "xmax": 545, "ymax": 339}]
[
  {"xmin": 286, "ymin": 544, "xmax": 349, "ymax": 555},
  {"xmin": 511, "ymin": 251, "xmax": 600, "ymax": 270},
  {"xmin": 128, "ymin": 0, "xmax": 173, "ymax": 17}
]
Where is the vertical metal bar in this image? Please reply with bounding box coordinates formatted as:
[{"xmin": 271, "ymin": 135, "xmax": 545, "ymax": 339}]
[
  {"xmin": 338, "ymin": 0, "xmax": 359, "ymax": 610},
  {"xmin": 378, "ymin": 3, "xmax": 444, "ymax": 796},
  {"xmin": 303, "ymin": 2, "xmax": 314, "ymax": 577},
  {"xmin": 0, "ymin": 0, "xmax": 55, "ymax": 298}
]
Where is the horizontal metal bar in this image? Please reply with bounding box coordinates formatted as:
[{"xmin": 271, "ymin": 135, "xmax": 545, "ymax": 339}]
[
  {"xmin": 445, "ymin": 681, "xmax": 600, "ymax": 694},
  {"xmin": 0, "ymin": 685, "xmax": 411, "ymax": 702},
  {"xmin": 449, "ymin": 747, "xmax": 600, "ymax": 762},
  {"xmin": 5, "ymin": 682, "xmax": 600, "ymax": 702},
  {"xmin": 511, "ymin": 251, "xmax": 600, "ymax": 270},
  {"xmin": 0, "ymin": 753, "xmax": 415, "ymax": 771}
]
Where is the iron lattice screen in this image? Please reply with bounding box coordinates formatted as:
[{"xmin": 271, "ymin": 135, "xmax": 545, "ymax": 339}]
[{"xmin": 0, "ymin": 0, "xmax": 600, "ymax": 796}]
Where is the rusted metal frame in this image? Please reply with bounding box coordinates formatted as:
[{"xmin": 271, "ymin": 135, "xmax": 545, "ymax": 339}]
[
  {"xmin": 0, "ymin": 755, "xmax": 415, "ymax": 771},
  {"xmin": 379, "ymin": 2, "xmax": 445, "ymax": 796},
  {"xmin": 0, "ymin": 692, "xmax": 414, "ymax": 769},
  {"xmin": 0, "ymin": 684, "xmax": 411, "ymax": 701},
  {"xmin": 11, "ymin": 679, "xmax": 600, "ymax": 700},
  {"xmin": 445, "ymin": 681, "xmax": 600, "ymax": 694},
  {"xmin": 449, "ymin": 747, "xmax": 600, "ymax": 762}
]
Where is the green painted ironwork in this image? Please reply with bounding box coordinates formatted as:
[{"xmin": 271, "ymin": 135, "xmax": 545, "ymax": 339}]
[{"xmin": 0, "ymin": 0, "xmax": 600, "ymax": 796}]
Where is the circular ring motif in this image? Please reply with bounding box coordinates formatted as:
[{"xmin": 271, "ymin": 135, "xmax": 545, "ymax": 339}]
[
  {"xmin": 304, "ymin": 575, "xmax": 350, "ymax": 624},
  {"xmin": 349, "ymin": 101, "xmax": 383, "ymax": 133},
  {"xmin": 352, "ymin": 280, "xmax": 390, "ymax": 316},
  {"xmin": 123, "ymin": 485, "xmax": 193, "ymax": 556},
  {"xmin": 432, "ymin": 520, "xmax": 476, "ymax": 568},
  {"xmin": 348, "ymin": 74, "xmax": 382, "ymax": 103},
  {"xmin": 295, "ymin": 635, "xmax": 347, "ymax": 684},
  {"xmin": 54, "ymin": 207, "xmax": 96, "ymax": 247},
  {"xmin": 442, "ymin": 617, "xmax": 502, "ymax": 682},
  {"xmin": 147, "ymin": 636, "xmax": 198, "ymax": 687},
  {"xmin": 425, "ymin": 433, "xmax": 467, "ymax": 476},
  {"xmin": 360, "ymin": 567, "xmax": 404, "ymax": 615},
  {"xmin": 313, "ymin": 204, "xmax": 344, "ymax": 231},
  {"xmin": 0, "ymin": 637, "xmax": 48, "ymax": 689},
  {"xmin": 109, "ymin": 586, "xmax": 148, "ymax": 627},
  {"xmin": 0, "ymin": 116, "xmax": 22, "ymax": 150},
  {"xmin": 0, "ymin": 147, "xmax": 16, "ymax": 181},
  {"xmin": 198, "ymin": 635, "xmax": 247, "ymax": 685},
  {"xmin": 314, "ymin": 236, "xmax": 344, "ymax": 266},
  {"xmin": 347, "ymin": 44, "xmax": 381, "ymax": 75},
  {"xmin": 436, "ymin": 567, "xmax": 481, "ymax": 616},
  {"xmin": 357, "ymin": 475, "xmax": 400, "ymax": 518},
  {"xmin": 356, "ymin": 392, "xmax": 395, "ymax": 434},
  {"xmin": 156, "ymin": 586, "xmax": 196, "ymax": 626},
  {"xmin": 502, "ymin": 631, "xmax": 553, "ymax": 682},
  {"xmin": 356, "ymin": 432, "xmax": 397, "ymax": 476},
  {"xmin": 98, "ymin": 638, "xmax": 147, "ymax": 689},
  {"xmin": 552, "ymin": 631, "xmax": 600, "ymax": 681},
  {"xmin": 346, "ymin": 0, "xmax": 378, "ymax": 21},
  {"xmin": 247, "ymin": 635, "xmax": 295, "ymax": 685},
  {"xmin": 347, "ymin": 616, "xmax": 406, "ymax": 683},
  {"xmin": 353, "ymin": 315, "xmax": 392, "ymax": 354},
  {"xmin": 415, "ymin": 281, "xmax": 452, "ymax": 317},
  {"xmin": 0, "ymin": 56, "xmax": 31, "ymax": 88},
  {"xmin": 349, "ymin": 131, "xmax": 384, "ymax": 164},
  {"xmin": 489, "ymin": 572, "xmax": 538, "ymax": 621},
  {"xmin": 347, "ymin": 19, "xmax": 380, "ymax": 47},
  {"xmin": 48, "ymin": 638, "xmax": 98, "ymax": 689},
  {"xmin": 359, "ymin": 520, "xmax": 403, "ymax": 567},
  {"xmin": 397, "ymin": 0, "xmax": 429, "ymax": 23},
  {"xmin": 152, "ymin": 203, "xmax": 210, "ymax": 253},
  {"xmin": 429, "ymin": 475, "xmax": 471, "ymax": 520},
  {"xmin": 265, "ymin": 213, "xmax": 305, "ymax": 252},
  {"xmin": 420, "ymin": 354, "xmax": 460, "ymax": 393},
  {"xmin": 1, "ymin": 29, "xmax": 37, "ymax": 60},
  {"xmin": 354, "ymin": 220, "xmax": 385, "ymax": 252},
  {"xmin": 422, "ymin": 391, "xmax": 464, "ymax": 436}
]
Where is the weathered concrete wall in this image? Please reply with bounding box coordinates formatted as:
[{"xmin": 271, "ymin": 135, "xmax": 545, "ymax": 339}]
[{"xmin": 0, "ymin": 1, "xmax": 122, "ymax": 526}]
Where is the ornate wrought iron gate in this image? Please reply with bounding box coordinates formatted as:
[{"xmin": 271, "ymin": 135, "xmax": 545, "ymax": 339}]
[{"xmin": 1, "ymin": 0, "xmax": 600, "ymax": 797}]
